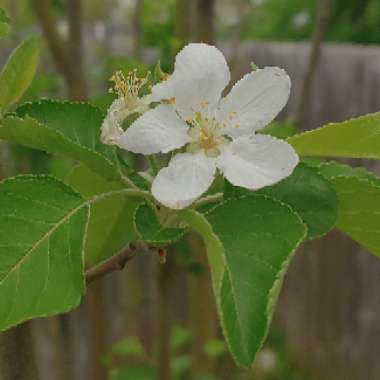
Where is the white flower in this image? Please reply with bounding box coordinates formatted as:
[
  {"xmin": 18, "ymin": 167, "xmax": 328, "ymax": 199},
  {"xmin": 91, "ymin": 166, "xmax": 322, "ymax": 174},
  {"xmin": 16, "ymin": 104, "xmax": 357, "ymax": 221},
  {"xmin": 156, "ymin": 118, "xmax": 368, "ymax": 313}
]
[
  {"xmin": 101, "ymin": 70, "xmax": 151, "ymax": 145},
  {"xmin": 110, "ymin": 43, "xmax": 299, "ymax": 209}
]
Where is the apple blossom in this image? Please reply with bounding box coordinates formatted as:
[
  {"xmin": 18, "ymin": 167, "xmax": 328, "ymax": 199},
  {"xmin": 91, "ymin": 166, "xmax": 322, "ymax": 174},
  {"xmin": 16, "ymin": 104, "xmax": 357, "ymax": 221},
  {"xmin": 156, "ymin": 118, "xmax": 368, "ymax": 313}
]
[{"xmin": 102, "ymin": 43, "xmax": 299, "ymax": 209}]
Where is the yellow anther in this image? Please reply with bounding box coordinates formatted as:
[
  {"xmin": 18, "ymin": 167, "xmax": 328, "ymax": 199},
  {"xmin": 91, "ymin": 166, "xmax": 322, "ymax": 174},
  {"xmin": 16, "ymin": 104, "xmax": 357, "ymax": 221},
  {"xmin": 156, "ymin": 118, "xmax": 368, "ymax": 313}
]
[
  {"xmin": 109, "ymin": 70, "xmax": 149, "ymax": 99},
  {"xmin": 162, "ymin": 97, "xmax": 176, "ymax": 105}
]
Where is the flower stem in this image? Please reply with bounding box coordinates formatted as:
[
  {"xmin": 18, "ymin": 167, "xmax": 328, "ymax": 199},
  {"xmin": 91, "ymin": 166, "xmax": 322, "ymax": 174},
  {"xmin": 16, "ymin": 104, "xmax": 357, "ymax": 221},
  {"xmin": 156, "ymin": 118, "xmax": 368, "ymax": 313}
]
[
  {"xmin": 148, "ymin": 155, "xmax": 159, "ymax": 176},
  {"xmin": 191, "ymin": 192, "xmax": 223, "ymax": 209}
]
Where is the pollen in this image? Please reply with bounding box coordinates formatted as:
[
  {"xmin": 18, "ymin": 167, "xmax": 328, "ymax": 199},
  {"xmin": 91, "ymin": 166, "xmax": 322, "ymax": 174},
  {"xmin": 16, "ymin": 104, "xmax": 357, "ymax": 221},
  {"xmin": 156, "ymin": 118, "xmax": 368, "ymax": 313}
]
[
  {"xmin": 109, "ymin": 69, "xmax": 150, "ymax": 99},
  {"xmin": 187, "ymin": 110, "xmax": 226, "ymax": 156},
  {"xmin": 109, "ymin": 69, "xmax": 150, "ymax": 112}
]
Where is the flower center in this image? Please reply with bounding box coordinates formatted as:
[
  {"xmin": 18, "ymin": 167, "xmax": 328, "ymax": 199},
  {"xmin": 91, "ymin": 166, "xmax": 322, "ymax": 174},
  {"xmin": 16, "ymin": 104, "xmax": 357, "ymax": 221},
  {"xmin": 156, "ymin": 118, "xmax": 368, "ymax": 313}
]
[
  {"xmin": 187, "ymin": 111, "xmax": 227, "ymax": 157},
  {"xmin": 110, "ymin": 70, "xmax": 149, "ymax": 110}
]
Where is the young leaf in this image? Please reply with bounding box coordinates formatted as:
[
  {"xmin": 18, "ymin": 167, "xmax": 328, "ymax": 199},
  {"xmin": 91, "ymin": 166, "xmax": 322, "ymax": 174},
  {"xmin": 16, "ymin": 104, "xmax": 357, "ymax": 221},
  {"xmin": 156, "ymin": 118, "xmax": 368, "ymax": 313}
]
[
  {"xmin": 181, "ymin": 196, "xmax": 306, "ymax": 368},
  {"xmin": 135, "ymin": 204, "xmax": 185, "ymax": 245},
  {"xmin": 0, "ymin": 116, "xmax": 121, "ymax": 181},
  {"xmin": 0, "ymin": 176, "xmax": 88, "ymax": 331},
  {"xmin": 287, "ymin": 112, "xmax": 380, "ymax": 159},
  {"xmin": 0, "ymin": 8, "xmax": 10, "ymax": 37},
  {"xmin": 0, "ymin": 37, "xmax": 40, "ymax": 111}
]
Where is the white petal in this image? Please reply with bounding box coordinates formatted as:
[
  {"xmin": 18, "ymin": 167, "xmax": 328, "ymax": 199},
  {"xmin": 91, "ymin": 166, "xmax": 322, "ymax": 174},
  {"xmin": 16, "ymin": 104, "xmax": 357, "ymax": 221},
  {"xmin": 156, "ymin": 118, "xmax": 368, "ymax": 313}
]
[
  {"xmin": 216, "ymin": 134, "xmax": 298, "ymax": 189},
  {"xmin": 153, "ymin": 43, "xmax": 230, "ymax": 120},
  {"xmin": 151, "ymin": 152, "xmax": 216, "ymax": 209},
  {"xmin": 101, "ymin": 98, "xmax": 125, "ymax": 145},
  {"xmin": 151, "ymin": 78, "xmax": 175, "ymax": 102},
  {"xmin": 117, "ymin": 105, "xmax": 190, "ymax": 154},
  {"xmin": 218, "ymin": 67, "xmax": 291, "ymax": 138}
]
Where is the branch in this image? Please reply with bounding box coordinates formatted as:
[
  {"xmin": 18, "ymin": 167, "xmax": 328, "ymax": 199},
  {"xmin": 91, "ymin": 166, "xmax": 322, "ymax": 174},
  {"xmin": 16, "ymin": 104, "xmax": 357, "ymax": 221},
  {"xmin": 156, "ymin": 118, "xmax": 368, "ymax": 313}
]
[
  {"xmin": 296, "ymin": 0, "xmax": 334, "ymax": 126},
  {"xmin": 31, "ymin": 0, "xmax": 72, "ymax": 82},
  {"xmin": 31, "ymin": 0, "xmax": 87, "ymax": 99},
  {"xmin": 86, "ymin": 243, "xmax": 139, "ymax": 285}
]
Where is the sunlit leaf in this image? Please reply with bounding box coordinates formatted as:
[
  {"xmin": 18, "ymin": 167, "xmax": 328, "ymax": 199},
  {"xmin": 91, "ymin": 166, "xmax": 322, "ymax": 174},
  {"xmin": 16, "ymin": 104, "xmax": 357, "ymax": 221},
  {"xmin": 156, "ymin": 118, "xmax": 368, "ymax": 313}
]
[
  {"xmin": 288, "ymin": 112, "xmax": 380, "ymax": 159},
  {"xmin": 0, "ymin": 37, "xmax": 40, "ymax": 110}
]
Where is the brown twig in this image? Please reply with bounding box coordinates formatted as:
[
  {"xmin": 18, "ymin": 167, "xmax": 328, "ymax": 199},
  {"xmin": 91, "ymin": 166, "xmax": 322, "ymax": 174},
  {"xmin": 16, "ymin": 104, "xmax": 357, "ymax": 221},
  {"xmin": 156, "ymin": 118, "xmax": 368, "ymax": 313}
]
[{"xmin": 86, "ymin": 244, "xmax": 138, "ymax": 285}]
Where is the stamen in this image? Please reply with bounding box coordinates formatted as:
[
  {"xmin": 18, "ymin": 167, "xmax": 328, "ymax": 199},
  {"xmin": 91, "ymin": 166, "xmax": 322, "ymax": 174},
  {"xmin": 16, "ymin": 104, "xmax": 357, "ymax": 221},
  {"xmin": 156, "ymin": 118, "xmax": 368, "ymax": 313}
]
[
  {"xmin": 109, "ymin": 70, "xmax": 150, "ymax": 99},
  {"xmin": 186, "ymin": 110, "xmax": 225, "ymax": 156}
]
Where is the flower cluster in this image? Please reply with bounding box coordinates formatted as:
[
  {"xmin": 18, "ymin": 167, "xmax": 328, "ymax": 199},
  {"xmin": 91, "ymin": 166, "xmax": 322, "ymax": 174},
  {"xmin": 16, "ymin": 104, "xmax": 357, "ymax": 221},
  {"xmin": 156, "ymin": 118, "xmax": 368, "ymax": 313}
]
[{"xmin": 101, "ymin": 43, "xmax": 299, "ymax": 209}]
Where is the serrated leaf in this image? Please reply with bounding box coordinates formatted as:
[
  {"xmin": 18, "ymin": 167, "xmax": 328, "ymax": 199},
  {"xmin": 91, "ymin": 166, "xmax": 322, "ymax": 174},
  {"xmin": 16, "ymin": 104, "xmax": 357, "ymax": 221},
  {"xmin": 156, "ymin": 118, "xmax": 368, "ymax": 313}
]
[
  {"xmin": 258, "ymin": 163, "xmax": 337, "ymax": 239},
  {"xmin": 16, "ymin": 99, "xmax": 120, "ymax": 163},
  {"xmin": 224, "ymin": 163, "xmax": 338, "ymax": 239},
  {"xmin": 181, "ymin": 196, "xmax": 306, "ymax": 367},
  {"xmin": 287, "ymin": 112, "xmax": 380, "ymax": 159},
  {"xmin": 135, "ymin": 204, "xmax": 185, "ymax": 245},
  {"xmin": 0, "ymin": 115, "xmax": 121, "ymax": 181},
  {"xmin": 260, "ymin": 121, "xmax": 298, "ymax": 139},
  {"xmin": 0, "ymin": 8, "xmax": 10, "ymax": 37},
  {"xmin": 0, "ymin": 176, "xmax": 88, "ymax": 331},
  {"xmin": 318, "ymin": 161, "xmax": 380, "ymax": 186},
  {"xmin": 317, "ymin": 163, "xmax": 380, "ymax": 258},
  {"xmin": 0, "ymin": 37, "xmax": 40, "ymax": 110},
  {"xmin": 51, "ymin": 157, "xmax": 139, "ymax": 264}
]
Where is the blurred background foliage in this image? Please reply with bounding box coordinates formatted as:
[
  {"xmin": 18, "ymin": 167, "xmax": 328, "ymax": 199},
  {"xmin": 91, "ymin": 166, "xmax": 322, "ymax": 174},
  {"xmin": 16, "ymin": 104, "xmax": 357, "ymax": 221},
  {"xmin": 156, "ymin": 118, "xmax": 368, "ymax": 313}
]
[{"xmin": 0, "ymin": 0, "xmax": 380, "ymax": 380}]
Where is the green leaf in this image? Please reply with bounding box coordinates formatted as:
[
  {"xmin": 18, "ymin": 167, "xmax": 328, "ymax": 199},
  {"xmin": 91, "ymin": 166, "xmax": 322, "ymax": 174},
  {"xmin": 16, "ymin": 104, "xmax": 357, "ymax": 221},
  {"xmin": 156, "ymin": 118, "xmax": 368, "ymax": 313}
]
[
  {"xmin": 260, "ymin": 121, "xmax": 298, "ymax": 139},
  {"xmin": 287, "ymin": 112, "xmax": 380, "ymax": 159},
  {"xmin": 0, "ymin": 176, "xmax": 88, "ymax": 331},
  {"xmin": 204, "ymin": 339, "xmax": 226, "ymax": 357},
  {"xmin": 135, "ymin": 204, "xmax": 185, "ymax": 245},
  {"xmin": 224, "ymin": 163, "xmax": 338, "ymax": 239},
  {"xmin": 181, "ymin": 196, "xmax": 306, "ymax": 367},
  {"xmin": 51, "ymin": 158, "xmax": 139, "ymax": 264},
  {"xmin": 110, "ymin": 365, "xmax": 154, "ymax": 380},
  {"xmin": 329, "ymin": 176, "xmax": 380, "ymax": 258},
  {"xmin": 0, "ymin": 8, "xmax": 10, "ymax": 37},
  {"xmin": 16, "ymin": 99, "xmax": 119, "ymax": 163},
  {"xmin": 317, "ymin": 163, "xmax": 380, "ymax": 258},
  {"xmin": 170, "ymin": 325, "xmax": 191, "ymax": 350},
  {"xmin": 317, "ymin": 161, "xmax": 380, "ymax": 186},
  {"xmin": 0, "ymin": 115, "xmax": 121, "ymax": 181},
  {"xmin": 0, "ymin": 38, "xmax": 40, "ymax": 111},
  {"xmin": 258, "ymin": 163, "xmax": 338, "ymax": 239}
]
